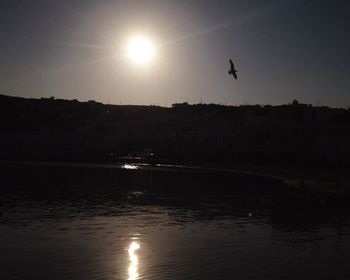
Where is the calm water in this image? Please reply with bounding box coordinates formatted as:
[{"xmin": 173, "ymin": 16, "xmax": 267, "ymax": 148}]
[{"xmin": 1, "ymin": 162, "xmax": 350, "ymax": 280}]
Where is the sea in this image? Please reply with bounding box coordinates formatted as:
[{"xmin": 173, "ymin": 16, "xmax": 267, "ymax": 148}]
[{"xmin": 1, "ymin": 162, "xmax": 349, "ymax": 280}]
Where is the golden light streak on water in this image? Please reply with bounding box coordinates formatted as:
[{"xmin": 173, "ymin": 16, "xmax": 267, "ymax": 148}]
[{"xmin": 128, "ymin": 241, "xmax": 140, "ymax": 280}]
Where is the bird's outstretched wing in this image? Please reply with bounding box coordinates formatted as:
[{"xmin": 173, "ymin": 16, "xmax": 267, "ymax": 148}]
[
  {"xmin": 233, "ymin": 72, "xmax": 237, "ymax": 79},
  {"xmin": 229, "ymin": 59, "xmax": 234, "ymax": 69}
]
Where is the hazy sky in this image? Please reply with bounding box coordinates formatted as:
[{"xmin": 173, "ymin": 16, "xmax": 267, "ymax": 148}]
[{"xmin": 1, "ymin": 0, "xmax": 349, "ymax": 107}]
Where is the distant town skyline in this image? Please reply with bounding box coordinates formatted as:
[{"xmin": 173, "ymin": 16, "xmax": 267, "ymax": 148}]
[{"xmin": 1, "ymin": 0, "xmax": 349, "ymax": 107}]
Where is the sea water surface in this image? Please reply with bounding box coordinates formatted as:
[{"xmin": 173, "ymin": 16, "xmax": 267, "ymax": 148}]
[{"xmin": 1, "ymin": 162, "xmax": 350, "ymax": 280}]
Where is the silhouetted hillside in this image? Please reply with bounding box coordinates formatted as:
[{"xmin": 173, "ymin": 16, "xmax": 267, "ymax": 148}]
[{"xmin": 1, "ymin": 95, "xmax": 349, "ymax": 166}]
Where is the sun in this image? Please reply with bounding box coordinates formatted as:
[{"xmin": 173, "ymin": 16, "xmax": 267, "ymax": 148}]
[{"xmin": 127, "ymin": 36, "xmax": 155, "ymax": 65}]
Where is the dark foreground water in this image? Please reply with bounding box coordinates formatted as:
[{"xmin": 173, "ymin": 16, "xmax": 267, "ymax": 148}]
[{"xmin": 1, "ymin": 162, "xmax": 350, "ymax": 280}]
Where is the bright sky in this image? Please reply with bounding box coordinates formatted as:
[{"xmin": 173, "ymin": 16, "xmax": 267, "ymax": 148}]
[{"xmin": 0, "ymin": 0, "xmax": 349, "ymax": 107}]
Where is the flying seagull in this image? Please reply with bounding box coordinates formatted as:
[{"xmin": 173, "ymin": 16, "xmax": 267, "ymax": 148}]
[{"xmin": 228, "ymin": 59, "xmax": 237, "ymax": 79}]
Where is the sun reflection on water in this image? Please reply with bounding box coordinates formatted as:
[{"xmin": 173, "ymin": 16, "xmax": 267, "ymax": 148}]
[
  {"xmin": 128, "ymin": 241, "xmax": 140, "ymax": 280},
  {"xmin": 122, "ymin": 164, "xmax": 139, "ymax": 170}
]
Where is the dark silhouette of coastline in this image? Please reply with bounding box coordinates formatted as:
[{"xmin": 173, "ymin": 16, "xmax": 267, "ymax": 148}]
[{"xmin": 1, "ymin": 94, "xmax": 350, "ymax": 171}]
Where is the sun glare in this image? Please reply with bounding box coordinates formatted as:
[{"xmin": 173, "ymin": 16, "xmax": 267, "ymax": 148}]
[{"xmin": 127, "ymin": 36, "xmax": 155, "ymax": 65}]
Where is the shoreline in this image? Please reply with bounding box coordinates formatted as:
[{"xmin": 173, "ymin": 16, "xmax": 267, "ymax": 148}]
[{"xmin": 1, "ymin": 158, "xmax": 349, "ymax": 201}]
